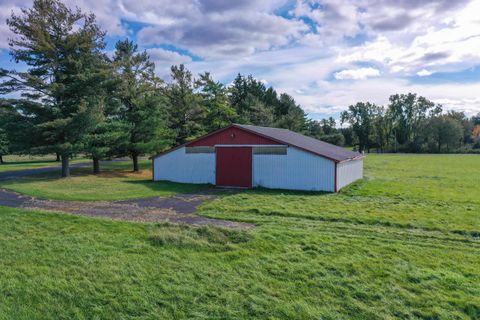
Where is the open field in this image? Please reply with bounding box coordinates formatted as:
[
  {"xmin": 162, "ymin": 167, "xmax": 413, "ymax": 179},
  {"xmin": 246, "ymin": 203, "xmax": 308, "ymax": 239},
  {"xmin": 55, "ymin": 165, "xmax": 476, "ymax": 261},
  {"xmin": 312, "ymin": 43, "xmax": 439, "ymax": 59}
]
[{"xmin": 0, "ymin": 154, "xmax": 479, "ymax": 319}]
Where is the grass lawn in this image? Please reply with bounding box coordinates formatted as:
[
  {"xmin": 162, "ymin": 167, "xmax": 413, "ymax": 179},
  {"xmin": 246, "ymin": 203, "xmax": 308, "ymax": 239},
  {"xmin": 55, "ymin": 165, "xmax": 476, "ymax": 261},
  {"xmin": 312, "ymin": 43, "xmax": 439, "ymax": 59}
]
[
  {"xmin": 0, "ymin": 160, "xmax": 207, "ymax": 201},
  {"xmin": 0, "ymin": 153, "xmax": 479, "ymax": 319}
]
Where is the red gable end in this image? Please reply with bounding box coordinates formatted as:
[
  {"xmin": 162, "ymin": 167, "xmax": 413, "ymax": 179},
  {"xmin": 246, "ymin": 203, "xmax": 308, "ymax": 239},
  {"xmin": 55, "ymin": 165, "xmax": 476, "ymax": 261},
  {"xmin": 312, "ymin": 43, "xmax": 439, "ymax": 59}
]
[{"xmin": 187, "ymin": 127, "xmax": 281, "ymax": 146}]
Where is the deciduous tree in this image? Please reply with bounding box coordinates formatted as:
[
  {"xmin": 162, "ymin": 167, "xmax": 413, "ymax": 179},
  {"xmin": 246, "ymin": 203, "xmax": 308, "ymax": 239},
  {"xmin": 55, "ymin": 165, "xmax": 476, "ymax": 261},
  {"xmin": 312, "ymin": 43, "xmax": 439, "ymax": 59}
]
[{"xmin": 341, "ymin": 102, "xmax": 377, "ymax": 152}]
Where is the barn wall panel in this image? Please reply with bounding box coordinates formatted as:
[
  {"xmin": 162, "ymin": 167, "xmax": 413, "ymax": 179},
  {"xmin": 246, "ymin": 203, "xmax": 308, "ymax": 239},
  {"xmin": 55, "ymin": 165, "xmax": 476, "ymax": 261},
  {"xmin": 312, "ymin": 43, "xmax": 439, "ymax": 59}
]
[
  {"xmin": 253, "ymin": 147, "xmax": 335, "ymax": 192},
  {"xmin": 336, "ymin": 159, "xmax": 363, "ymax": 190},
  {"xmin": 153, "ymin": 147, "xmax": 215, "ymax": 184},
  {"xmin": 188, "ymin": 127, "xmax": 280, "ymax": 147}
]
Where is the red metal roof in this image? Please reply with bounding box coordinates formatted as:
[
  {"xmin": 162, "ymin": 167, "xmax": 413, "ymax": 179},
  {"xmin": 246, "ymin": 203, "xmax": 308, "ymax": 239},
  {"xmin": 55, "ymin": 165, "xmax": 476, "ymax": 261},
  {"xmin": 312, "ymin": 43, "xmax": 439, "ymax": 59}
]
[
  {"xmin": 235, "ymin": 124, "xmax": 362, "ymax": 162},
  {"xmin": 152, "ymin": 124, "xmax": 363, "ymax": 162}
]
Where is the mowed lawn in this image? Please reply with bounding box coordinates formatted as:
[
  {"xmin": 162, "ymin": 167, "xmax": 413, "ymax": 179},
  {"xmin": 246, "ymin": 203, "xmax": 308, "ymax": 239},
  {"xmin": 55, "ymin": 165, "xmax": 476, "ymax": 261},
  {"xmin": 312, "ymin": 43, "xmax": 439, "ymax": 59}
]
[
  {"xmin": 0, "ymin": 154, "xmax": 479, "ymax": 319},
  {"xmin": 0, "ymin": 160, "xmax": 207, "ymax": 200}
]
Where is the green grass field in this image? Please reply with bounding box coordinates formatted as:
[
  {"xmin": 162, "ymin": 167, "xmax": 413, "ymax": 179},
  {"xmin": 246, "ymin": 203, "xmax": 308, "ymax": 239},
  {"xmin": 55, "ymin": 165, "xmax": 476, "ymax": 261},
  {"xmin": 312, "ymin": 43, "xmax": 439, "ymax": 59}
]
[
  {"xmin": 0, "ymin": 154, "xmax": 479, "ymax": 319},
  {"xmin": 0, "ymin": 160, "xmax": 206, "ymax": 200}
]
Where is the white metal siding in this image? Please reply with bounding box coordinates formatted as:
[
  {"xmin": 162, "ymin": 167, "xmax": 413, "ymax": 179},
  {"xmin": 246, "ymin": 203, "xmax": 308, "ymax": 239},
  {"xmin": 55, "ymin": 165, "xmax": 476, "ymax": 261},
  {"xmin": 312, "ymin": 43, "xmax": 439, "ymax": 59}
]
[
  {"xmin": 253, "ymin": 147, "xmax": 335, "ymax": 192},
  {"xmin": 153, "ymin": 147, "xmax": 215, "ymax": 184},
  {"xmin": 336, "ymin": 159, "xmax": 363, "ymax": 190}
]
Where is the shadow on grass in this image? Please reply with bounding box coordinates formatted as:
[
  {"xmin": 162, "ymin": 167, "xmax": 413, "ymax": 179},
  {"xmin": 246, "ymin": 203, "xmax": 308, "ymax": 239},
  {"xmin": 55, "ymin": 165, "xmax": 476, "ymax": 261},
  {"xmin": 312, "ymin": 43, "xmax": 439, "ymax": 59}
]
[
  {"xmin": 124, "ymin": 179, "xmax": 212, "ymax": 195},
  {"xmin": 1, "ymin": 161, "xmax": 345, "ymax": 199},
  {"xmin": 224, "ymin": 187, "xmax": 332, "ymax": 197}
]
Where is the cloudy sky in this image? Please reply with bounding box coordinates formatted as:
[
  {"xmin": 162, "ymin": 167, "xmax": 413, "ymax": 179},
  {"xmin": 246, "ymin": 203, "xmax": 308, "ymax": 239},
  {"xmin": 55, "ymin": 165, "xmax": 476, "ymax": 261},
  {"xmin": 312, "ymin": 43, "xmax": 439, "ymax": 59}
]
[{"xmin": 1, "ymin": 0, "xmax": 480, "ymax": 119}]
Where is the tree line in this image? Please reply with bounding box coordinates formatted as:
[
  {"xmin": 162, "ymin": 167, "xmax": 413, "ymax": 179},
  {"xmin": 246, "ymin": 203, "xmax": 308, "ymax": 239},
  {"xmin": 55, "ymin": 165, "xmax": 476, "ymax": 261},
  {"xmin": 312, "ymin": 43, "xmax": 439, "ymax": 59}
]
[
  {"xmin": 1, "ymin": 0, "xmax": 479, "ymax": 176},
  {"xmin": 341, "ymin": 95, "xmax": 480, "ymax": 153}
]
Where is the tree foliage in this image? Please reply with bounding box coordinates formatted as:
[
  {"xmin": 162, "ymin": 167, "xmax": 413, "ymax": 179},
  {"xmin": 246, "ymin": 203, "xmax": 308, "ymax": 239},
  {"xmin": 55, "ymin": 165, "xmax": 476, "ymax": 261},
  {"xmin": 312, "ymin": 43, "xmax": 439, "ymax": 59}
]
[
  {"xmin": 1, "ymin": 0, "xmax": 478, "ymax": 175},
  {"xmin": 341, "ymin": 102, "xmax": 377, "ymax": 152},
  {"xmin": 113, "ymin": 39, "xmax": 168, "ymax": 171},
  {"xmin": 0, "ymin": 0, "xmax": 107, "ymax": 176},
  {"xmin": 165, "ymin": 64, "xmax": 204, "ymax": 145},
  {"xmin": 340, "ymin": 94, "xmax": 474, "ymax": 153},
  {"xmin": 196, "ymin": 72, "xmax": 237, "ymax": 132}
]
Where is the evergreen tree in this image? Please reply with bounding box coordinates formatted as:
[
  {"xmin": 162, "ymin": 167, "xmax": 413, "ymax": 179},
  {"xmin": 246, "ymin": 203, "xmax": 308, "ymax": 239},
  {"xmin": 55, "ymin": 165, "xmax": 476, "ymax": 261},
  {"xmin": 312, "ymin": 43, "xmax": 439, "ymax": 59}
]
[
  {"xmin": 165, "ymin": 64, "xmax": 204, "ymax": 144},
  {"xmin": 229, "ymin": 74, "xmax": 275, "ymax": 126},
  {"xmin": 0, "ymin": 0, "xmax": 107, "ymax": 177},
  {"xmin": 113, "ymin": 39, "xmax": 168, "ymax": 171},
  {"xmin": 0, "ymin": 129, "xmax": 8, "ymax": 164},
  {"xmin": 196, "ymin": 72, "xmax": 237, "ymax": 132},
  {"xmin": 274, "ymin": 94, "xmax": 307, "ymax": 132},
  {"xmin": 83, "ymin": 112, "xmax": 129, "ymax": 174}
]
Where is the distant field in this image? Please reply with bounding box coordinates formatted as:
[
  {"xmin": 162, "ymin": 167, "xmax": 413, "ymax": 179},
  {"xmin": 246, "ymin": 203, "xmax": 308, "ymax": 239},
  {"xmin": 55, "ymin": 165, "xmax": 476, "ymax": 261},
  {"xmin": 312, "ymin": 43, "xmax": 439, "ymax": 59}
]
[
  {"xmin": 2, "ymin": 154, "xmax": 62, "ymax": 162},
  {"xmin": 0, "ymin": 155, "xmax": 87, "ymax": 173},
  {"xmin": 0, "ymin": 153, "xmax": 479, "ymax": 319}
]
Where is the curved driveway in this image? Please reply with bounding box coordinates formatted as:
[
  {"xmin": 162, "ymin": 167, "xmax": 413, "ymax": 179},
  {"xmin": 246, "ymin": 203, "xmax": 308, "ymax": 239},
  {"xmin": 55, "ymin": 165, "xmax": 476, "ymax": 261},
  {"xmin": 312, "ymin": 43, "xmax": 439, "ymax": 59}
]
[{"xmin": 0, "ymin": 163, "xmax": 252, "ymax": 229}]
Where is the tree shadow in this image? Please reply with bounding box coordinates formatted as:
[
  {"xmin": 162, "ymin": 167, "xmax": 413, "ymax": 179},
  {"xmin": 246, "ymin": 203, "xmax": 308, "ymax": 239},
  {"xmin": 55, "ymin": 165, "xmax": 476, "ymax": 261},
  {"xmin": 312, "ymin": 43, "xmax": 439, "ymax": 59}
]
[
  {"xmin": 237, "ymin": 187, "xmax": 332, "ymax": 197},
  {"xmin": 131, "ymin": 180, "xmax": 334, "ymax": 197},
  {"xmin": 123, "ymin": 179, "xmax": 212, "ymax": 195}
]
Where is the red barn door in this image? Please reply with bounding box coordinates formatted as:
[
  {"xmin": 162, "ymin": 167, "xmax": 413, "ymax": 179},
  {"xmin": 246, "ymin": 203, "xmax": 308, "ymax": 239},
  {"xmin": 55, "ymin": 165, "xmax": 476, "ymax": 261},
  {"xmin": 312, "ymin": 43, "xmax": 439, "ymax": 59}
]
[{"xmin": 216, "ymin": 147, "xmax": 252, "ymax": 188}]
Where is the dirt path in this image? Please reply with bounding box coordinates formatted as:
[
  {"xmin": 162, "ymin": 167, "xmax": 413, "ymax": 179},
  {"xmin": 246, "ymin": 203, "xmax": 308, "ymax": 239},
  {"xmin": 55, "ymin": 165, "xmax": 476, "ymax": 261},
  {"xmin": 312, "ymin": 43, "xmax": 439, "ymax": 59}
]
[
  {"xmin": 0, "ymin": 165, "xmax": 253, "ymax": 229},
  {"xmin": 0, "ymin": 188, "xmax": 252, "ymax": 228}
]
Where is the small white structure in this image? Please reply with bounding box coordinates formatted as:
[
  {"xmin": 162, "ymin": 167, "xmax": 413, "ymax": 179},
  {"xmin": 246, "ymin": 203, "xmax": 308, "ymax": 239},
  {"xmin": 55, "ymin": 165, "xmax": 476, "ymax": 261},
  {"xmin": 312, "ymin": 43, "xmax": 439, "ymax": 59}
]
[{"xmin": 152, "ymin": 124, "xmax": 364, "ymax": 192}]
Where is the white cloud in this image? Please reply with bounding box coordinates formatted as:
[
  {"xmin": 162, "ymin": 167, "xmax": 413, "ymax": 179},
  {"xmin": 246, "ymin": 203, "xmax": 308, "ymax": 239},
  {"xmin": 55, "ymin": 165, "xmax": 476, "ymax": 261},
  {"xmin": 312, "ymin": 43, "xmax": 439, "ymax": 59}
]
[
  {"xmin": 146, "ymin": 48, "xmax": 192, "ymax": 64},
  {"xmin": 417, "ymin": 69, "xmax": 433, "ymax": 77},
  {"xmin": 334, "ymin": 67, "xmax": 380, "ymax": 80},
  {"xmin": 1, "ymin": 0, "xmax": 480, "ymax": 118},
  {"xmin": 145, "ymin": 48, "xmax": 193, "ymax": 78},
  {"xmin": 137, "ymin": 12, "xmax": 308, "ymax": 58},
  {"xmin": 334, "ymin": 0, "xmax": 480, "ymax": 76}
]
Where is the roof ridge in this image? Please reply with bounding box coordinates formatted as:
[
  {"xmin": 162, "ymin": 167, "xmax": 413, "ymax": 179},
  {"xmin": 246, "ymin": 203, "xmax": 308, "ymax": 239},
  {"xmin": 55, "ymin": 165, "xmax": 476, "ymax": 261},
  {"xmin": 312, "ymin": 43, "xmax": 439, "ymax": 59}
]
[
  {"xmin": 234, "ymin": 123, "xmax": 362, "ymax": 162},
  {"xmin": 236, "ymin": 123, "xmax": 292, "ymax": 131}
]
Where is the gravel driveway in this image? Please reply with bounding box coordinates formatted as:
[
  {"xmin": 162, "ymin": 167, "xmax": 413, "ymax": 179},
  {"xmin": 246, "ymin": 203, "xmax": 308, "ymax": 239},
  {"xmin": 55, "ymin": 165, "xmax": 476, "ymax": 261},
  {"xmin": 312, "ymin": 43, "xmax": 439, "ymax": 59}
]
[{"xmin": 0, "ymin": 163, "xmax": 253, "ymax": 229}]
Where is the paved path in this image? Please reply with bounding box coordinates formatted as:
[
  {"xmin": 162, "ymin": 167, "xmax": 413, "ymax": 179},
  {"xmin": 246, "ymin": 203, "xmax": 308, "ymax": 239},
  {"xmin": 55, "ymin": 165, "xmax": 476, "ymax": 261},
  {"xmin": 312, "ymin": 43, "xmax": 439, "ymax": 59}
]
[
  {"xmin": 0, "ymin": 161, "xmax": 91, "ymax": 181},
  {"xmin": 0, "ymin": 164, "xmax": 253, "ymax": 229}
]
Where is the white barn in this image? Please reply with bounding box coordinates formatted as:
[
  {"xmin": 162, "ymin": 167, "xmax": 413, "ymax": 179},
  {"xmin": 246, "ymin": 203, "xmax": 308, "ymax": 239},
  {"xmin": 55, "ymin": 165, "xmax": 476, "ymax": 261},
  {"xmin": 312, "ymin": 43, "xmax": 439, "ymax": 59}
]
[{"xmin": 152, "ymin": 124, "xmax": 364, "ymax": 192}]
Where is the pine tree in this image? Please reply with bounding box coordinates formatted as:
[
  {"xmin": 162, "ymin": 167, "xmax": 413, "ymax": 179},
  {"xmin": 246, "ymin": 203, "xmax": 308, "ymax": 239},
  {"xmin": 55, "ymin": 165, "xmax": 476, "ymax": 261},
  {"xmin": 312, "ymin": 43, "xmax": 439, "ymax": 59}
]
[
  {"xmin": 165, "ymin": 64, "xmax": 204, "ymax": 144},
  {"xmin": 274, "ymin": 93, "xmax": 307, "ymax": 132},
  {"xmin": 196, "ymin": 72, "xmax": 237, "ymax": 132},
  {"xmin": 113, "ymin": 40, "xmax": 169, "ymax": 171},
  {"xmin": 0, "ymin": 129, "xmax": 8, "ymax": 164},
  {"xmin": 0, "ymin": 0, "xmax": 107, "ymax": 177},
  {"xmin": 83, "ymin": 118, "xmax": 129, "ymax": 174}
]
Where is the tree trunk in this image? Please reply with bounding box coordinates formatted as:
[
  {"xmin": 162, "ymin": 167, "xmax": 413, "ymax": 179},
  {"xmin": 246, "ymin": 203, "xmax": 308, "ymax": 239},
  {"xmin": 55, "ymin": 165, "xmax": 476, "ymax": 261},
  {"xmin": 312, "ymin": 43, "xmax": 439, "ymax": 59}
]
[
  {"xmin": 132, "ymin": 153, "xmax": 139, "ymax": 172},
  {"xmin": 93, "ymin": 157, "xmax": 100, "ymax": 174},
  {"xmin": 61, "ymin": 154, "xmax": 70, "ymax": 178},
  {"xmin": 0, "ymin": 155, "xmax": 3, "ymax": 164},
  {"xmin": 56, "ymin": 153, "xmax": 60, "ymax": 162}
]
